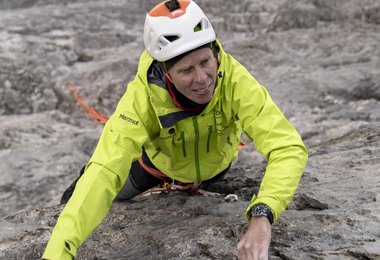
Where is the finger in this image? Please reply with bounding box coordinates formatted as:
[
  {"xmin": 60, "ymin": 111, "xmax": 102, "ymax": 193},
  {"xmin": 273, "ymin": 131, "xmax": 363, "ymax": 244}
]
[
  {"xmin": 238, "ymin": 244, "xmax": 257, "ymax": 260},
  {"xmin": 237, "ymin": 243, "xmax": 248, "ymax": 260},
  {"xmin": 258, "ymin": 249, "xmax": 268, "ymax": 260},
  {"xmin": 237, "ymin": 241, "xmax": 254, "ymax": 260},
  {"xmin": 252, "ymin": 249, "xmax": 259, "ymax": 260}
]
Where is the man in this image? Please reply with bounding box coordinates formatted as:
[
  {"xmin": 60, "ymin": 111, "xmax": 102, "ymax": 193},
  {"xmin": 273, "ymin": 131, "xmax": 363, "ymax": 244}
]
[{"xmin": 42, "ymin": 0, "xmax": 308, "ymax": 259}]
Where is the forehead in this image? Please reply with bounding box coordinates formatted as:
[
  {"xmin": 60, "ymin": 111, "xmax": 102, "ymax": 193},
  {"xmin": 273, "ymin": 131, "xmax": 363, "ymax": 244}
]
[{"xmin": 173, "ymin": 48, "xmax": 213, "ymax": 68}]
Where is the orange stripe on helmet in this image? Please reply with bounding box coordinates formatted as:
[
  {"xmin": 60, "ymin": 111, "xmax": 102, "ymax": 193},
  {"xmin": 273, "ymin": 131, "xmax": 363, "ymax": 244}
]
[{"xmin": 149, "ymin": 0, "xmax": 190, "ymax": 19}]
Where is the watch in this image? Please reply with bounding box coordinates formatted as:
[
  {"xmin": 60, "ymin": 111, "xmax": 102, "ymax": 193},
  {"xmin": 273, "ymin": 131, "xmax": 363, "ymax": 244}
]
[{"xmin": 250, "ymin": 203, "xmax": 274, "ymax": 224}]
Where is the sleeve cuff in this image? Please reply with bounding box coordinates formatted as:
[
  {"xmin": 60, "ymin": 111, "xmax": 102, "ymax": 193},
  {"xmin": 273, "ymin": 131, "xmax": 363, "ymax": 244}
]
[{"xmin": 42, "ymin": 236, "xmax": 77, "ymax": 260}]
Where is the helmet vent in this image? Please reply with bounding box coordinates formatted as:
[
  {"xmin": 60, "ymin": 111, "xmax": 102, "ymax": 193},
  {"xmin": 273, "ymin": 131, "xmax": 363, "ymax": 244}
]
[
  {"xmin": 165, "ymin": 35, "xmax": 180, "ymax": 42},
  {"xmin": 194, "ymin": 18, "xmax": 209, "ymax": 32},
  {"xmin": 157, "ymin": 35, "xmax": 180, "ymax": 49}
]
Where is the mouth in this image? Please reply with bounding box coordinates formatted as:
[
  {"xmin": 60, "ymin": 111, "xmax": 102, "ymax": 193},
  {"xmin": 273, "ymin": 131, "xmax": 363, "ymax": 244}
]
[{"xmin": 193, "ymin": 83, "xmax": 211, "ymax": 94}]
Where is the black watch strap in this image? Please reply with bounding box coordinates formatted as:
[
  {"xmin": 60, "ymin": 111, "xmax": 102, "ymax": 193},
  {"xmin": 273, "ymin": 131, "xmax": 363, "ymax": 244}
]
[{"xmin": 250, "ymin": 203, "xmax": 274, "ymax": 224}]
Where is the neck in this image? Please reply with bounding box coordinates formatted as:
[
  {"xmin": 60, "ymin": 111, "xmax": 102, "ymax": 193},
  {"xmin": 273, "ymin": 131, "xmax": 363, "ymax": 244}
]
[{"xmin": 166, "ymin": 77, "xmax": 208, "ymax": 114}]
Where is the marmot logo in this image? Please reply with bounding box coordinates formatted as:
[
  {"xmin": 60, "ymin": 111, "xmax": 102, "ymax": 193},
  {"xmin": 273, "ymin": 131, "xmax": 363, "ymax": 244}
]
[{"xmin": 119, "ymin": 114, "xmax": 139, "ymax": 125}]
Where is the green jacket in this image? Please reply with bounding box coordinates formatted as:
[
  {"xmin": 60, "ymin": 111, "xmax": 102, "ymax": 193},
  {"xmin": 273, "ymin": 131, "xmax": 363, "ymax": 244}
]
[{"xmin": 43, "ymin": 41, "xmax": 308, "ymax": 259}]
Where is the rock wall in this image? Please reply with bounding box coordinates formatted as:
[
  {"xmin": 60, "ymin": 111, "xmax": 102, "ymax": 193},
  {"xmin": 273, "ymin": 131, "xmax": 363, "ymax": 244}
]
[{"xmin": 0, "ymin": 0, "xmax": 379, "ymax": 259}]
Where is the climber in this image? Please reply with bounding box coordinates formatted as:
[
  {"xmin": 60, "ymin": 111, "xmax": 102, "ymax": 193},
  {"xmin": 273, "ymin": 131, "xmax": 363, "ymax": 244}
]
[{"xmin": 42, "ymin": 1, "xmax": 308, "ymax": 259}]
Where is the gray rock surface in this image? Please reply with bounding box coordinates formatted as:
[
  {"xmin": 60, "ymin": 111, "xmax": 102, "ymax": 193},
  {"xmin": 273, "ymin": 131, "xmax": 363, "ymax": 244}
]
[{"xmin": 0, "ymin": 0, "xmax": 379, "ymax": 259}]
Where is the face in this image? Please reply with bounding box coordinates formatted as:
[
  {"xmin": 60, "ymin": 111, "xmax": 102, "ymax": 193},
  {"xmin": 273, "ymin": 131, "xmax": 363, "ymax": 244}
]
[{"xmin": 167, "ymin": 47, "xmax": 218, "ymax": 104}]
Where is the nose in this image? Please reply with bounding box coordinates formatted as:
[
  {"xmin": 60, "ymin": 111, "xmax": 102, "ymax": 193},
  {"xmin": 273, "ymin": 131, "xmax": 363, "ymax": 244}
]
[{"xmin": 193, "ymin": 67, "xmax": 208, "ymax": 84}]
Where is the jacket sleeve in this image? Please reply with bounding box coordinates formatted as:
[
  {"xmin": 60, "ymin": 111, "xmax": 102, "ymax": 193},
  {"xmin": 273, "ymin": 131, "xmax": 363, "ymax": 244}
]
[
  {"xmin": 42, "ymin": 76, "xmax": 157, "ymax": 259},
  {"xmin": 232, "ymin": 68, "xmax": 308, "ymax": 222}
]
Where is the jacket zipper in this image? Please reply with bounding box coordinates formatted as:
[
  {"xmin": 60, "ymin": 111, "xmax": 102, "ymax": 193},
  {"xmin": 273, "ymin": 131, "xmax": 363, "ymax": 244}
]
[
  {"xmin": 192, "ymin": 117, "xmax": 201, "ymax": 183},
  {"xmin": 227, "ymin": 136, "xmax": 233, "ymax": 146},
  {"xmin": 177, "ymin": 130, "xmax": 187, "ymax": 157},
  {"xmin": 207, "ymin": 125, "xmax": 212, "ymax": 153},
  {"xmin": 151, "ymin": 147, "xmax": 161, "ymax": 160}
]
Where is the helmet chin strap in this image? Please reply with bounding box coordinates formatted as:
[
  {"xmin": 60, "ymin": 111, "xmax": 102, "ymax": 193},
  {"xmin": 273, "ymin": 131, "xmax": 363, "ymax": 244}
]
[
  {"xmin": 166, "ymin": 73, "xmax": 173, "ymax": 83},
  {"xmin": 161, "ymin": 62, "xmax": 173, "ymax": 83}
]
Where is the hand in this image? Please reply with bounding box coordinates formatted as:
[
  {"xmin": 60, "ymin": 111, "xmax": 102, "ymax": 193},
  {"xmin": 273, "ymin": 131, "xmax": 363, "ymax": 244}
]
[{"xmin": 237, "ymin": 216, "xmax": 272, "ymax": 260}]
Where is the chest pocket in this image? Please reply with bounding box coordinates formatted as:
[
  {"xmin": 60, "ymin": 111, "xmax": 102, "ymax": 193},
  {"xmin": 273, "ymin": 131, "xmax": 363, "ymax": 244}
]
[{"xmin": 155, "ymin": 126, "xmax": 188, "ymax": 158}]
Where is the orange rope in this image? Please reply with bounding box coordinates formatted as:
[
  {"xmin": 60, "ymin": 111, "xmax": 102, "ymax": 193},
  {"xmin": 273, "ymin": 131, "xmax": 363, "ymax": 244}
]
[
  {"xmin": 139, "ymin": 182, "xmax": 200, "ymax": 197},
  {"xmin": 137, "ymin": 158, "xmax": 170, "ymax": 182},
  {"xmin": 69, "ymin": 84, "xmax": 109, "ymax": 125},
  {"xmin": 137, "ymin": 157, "xmax": 200, "ymax": 196},
  {"xmin": 238, "ymin": 141, "xmax": 245, "ymax": 150}
]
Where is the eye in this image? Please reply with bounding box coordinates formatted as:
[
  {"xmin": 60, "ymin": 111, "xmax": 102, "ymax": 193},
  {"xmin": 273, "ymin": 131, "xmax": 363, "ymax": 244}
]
[
  {"xmin": 180, "ymin": 67, "xmax": 193, "ymax": 74},
  {"xmin": 200, "ymin": 57, "xmax": 211, "ymax": 66}
]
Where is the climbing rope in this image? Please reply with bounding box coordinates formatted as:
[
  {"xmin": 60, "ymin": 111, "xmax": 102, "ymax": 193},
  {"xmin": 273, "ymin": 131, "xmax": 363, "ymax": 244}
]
[{"xmin": 69, "ymin": 84, "xmax": 109, "ymax": 125}]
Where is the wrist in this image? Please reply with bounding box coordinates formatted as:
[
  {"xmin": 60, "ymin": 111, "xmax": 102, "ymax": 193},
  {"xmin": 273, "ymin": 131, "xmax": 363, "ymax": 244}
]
[{"xmin": 250, "ymin": 203, "xmax": 274, "ymax": 225}]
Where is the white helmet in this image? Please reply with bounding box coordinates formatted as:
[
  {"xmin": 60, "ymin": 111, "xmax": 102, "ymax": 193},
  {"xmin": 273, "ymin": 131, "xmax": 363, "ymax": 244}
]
[{"xmin": 144, "ymin": 0, "xmax": 216, "ymax": 62}]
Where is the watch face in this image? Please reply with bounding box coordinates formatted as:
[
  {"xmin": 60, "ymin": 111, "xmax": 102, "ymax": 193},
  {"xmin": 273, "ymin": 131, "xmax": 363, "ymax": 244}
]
[
  {"xmin": 251, "ymin": 204, "xmax": 269, "ymax": 215},
  {"xmin": 251, "ymin": 204, "xmax": 273, "ymax": 224}
]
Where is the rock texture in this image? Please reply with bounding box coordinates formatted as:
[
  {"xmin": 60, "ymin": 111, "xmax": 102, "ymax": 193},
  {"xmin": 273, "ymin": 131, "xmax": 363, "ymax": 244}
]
[{"xmin": 0, "ymin": 0, "xmax": 379, "ymax": 259}]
